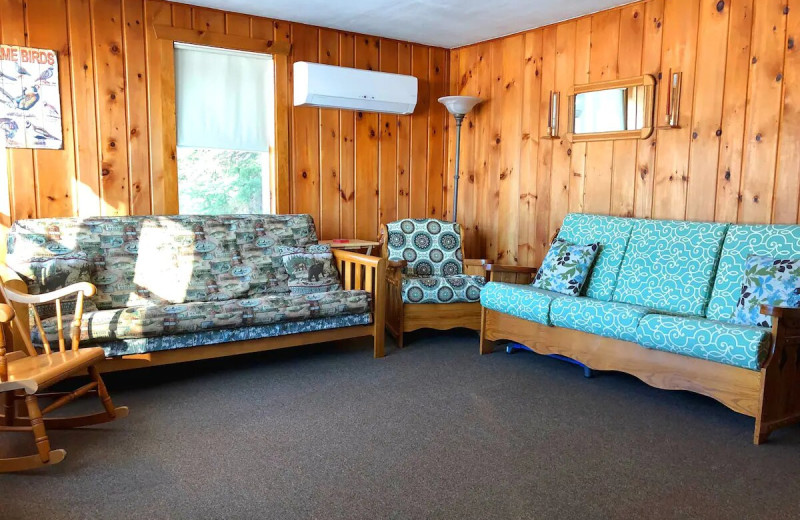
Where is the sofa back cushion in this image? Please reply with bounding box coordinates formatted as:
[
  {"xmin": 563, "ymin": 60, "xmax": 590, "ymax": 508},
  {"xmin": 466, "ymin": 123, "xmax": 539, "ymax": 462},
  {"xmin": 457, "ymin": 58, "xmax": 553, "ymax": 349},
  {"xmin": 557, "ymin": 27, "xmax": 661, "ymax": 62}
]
[
  {"xmin": 706, "ymin": 224, "xmax": 800, "ymax": 322},
  {"xmin": 556, "ymin": 213, "xmax": 635, "ymax": 301},
  {"xmin": 612, "ymin": 219, "xmax": 728, "ymax": 316},
  {"xmin": 386, "ymin": 218, "xmax": 464, "ymax": 276},
  {"xmin": 6, "ymin": 214, "xmax": 318, "ymax": 310}
]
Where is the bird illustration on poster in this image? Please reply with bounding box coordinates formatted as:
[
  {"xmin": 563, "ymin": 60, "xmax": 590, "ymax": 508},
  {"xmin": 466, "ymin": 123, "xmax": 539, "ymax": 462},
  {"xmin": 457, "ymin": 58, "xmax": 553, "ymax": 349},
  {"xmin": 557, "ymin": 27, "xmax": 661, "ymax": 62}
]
[{"xmin": 0, "ymin": 44, "xmax": 63, "ymax": 149}]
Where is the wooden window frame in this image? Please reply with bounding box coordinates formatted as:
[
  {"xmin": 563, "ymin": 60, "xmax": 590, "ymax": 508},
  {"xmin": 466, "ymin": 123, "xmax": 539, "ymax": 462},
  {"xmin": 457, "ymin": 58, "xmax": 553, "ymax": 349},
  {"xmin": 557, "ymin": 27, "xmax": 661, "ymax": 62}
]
[
  {"xmin": 566, "ymin": 74, "xmax": 657, "ymax": 143},
  {"xmin": 152, "ymin": 25, "xmax": 290, "ymax": 214}
]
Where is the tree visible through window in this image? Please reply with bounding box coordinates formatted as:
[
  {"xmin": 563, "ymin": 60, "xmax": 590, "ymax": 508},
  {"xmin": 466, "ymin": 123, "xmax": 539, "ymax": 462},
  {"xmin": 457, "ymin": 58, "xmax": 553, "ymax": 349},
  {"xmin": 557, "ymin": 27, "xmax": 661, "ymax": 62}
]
[{"xmin": 177, "ymin": 148, "xmax": 270, "ymax": 214}]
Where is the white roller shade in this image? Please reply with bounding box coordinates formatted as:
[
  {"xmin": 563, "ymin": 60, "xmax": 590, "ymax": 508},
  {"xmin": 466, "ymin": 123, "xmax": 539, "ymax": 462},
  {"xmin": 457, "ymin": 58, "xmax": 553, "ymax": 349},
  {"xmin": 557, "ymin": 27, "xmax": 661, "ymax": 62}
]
[{"xmin": 174, "ymin": 43, "xmax": 273, "ymax": 152}]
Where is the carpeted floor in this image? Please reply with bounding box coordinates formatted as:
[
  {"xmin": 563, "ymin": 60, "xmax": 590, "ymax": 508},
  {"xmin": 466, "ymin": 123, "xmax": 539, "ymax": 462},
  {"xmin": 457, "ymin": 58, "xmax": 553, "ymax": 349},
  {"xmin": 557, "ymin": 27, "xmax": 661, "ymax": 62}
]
[{"xmin": 2, "ymin": 331, "xmax": 800, "ymax": 519}]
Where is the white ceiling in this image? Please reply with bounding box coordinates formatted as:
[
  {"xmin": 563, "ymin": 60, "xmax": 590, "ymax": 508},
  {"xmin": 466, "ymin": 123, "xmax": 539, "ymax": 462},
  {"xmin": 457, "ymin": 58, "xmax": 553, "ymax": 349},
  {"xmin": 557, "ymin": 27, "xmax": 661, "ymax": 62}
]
[{"xmin": 177, "ymin": 0, "xmax": 633, "ymax": 48}]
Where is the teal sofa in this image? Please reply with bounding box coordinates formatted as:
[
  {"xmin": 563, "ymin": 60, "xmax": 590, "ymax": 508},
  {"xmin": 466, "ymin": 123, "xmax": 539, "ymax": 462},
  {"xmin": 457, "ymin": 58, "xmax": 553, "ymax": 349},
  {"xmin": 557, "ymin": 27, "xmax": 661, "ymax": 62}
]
[{"xmin": 479, "ymin": 213, "xmax": 800, "ymax": 444}]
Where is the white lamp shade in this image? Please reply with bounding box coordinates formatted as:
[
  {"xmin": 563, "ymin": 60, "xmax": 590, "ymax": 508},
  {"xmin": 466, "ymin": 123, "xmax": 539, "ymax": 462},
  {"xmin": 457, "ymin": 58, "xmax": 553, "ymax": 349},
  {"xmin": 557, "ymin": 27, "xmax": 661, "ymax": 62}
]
[{"xmin": 438, "ymin": 96, "xmax": 482, "ymax": 116}]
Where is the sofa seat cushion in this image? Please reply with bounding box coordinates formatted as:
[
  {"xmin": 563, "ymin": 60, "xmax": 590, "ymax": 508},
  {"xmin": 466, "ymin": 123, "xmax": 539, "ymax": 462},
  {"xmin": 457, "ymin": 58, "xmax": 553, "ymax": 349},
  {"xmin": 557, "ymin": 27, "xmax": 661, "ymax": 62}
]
[
  {"xmin": 556, "ymin": 213, "xmax": 636, "ymax": 301},
  {"xmin": 99, "ymin": 313, "xmax": 374, "ymax": 357},
  {"xmin": 612, "ymin": 219, "xmax": 729, "ymax": 316},
  {"xmin": 550, "ymin": 297, "xmax": 652, "ymax": 343},
  {"xmin": 34, "ymin": 290, "xmax": 371, "ymax": 344},
  {"xmin": 401, "ymin": 274, "xmax": 485, "ymax": 304},
  {"xmin": 707, "ymin": 224, "xmax": 800, "ymax": 323},
  {"xmin": 635, "ymin": 314, "xmax": 771, "ymax": 371},
  {"xmin": 480, "ymin": 282, "xmax": 565, "ymax": 326}
]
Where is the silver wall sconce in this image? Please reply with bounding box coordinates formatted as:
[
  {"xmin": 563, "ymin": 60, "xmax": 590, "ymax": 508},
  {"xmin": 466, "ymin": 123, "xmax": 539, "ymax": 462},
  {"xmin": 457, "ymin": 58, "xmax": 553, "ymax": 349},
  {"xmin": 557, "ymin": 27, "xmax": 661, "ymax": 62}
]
[
  {"xmin": 664, "ymin": 70, "xmax": 682, "ymax": 128},
  {"xmin": 546, "ymin": 91, "xmax": 560, "ymax": 138}
]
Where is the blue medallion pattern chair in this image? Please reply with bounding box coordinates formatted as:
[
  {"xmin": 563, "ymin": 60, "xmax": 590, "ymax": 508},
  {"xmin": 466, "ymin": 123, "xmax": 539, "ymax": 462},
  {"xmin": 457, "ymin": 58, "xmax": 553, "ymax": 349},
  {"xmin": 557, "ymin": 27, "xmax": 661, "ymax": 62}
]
[{"xmin": 379, "ymin": 218, "xmax": 488, "ymax": 348}]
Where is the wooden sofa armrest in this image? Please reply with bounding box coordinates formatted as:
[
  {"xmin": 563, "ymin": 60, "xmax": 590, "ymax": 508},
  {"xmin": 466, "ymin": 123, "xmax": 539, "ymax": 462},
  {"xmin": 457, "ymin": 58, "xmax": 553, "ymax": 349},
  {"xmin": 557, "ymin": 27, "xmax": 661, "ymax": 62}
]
[
  {"xmin": 332, "ymin": 249, "xmax": 386, "ymax": 357},
  {"xmin": 484, "ymin": 264, "xmax": 538, "ymax": 284},
  {"xmin": 760, "ymin": 305, "xmax": 800, "ymax": 320},
  {"xmin": 332, "ymin": 249, "xmax": 386, "ymax": 308},
  {"xmin": 761, "ymin": 304, "xmax": 800, "ymax": 369}
]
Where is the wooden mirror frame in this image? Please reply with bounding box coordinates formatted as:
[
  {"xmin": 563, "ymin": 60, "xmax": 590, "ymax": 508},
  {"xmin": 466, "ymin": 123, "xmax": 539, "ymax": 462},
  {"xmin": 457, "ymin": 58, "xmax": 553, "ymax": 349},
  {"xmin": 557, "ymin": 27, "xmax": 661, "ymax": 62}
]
[{"xmin": 566, "ymin": 74, "xmax": 656, "ymax": 142}]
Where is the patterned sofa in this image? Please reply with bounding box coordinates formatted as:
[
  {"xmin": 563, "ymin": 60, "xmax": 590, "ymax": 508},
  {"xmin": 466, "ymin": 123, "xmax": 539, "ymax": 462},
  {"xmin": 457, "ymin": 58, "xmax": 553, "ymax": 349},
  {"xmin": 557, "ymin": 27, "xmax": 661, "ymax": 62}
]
[
  {"xmin": 379, "ymin": 218, "xmax": 488, "ymax": 348},
  {"xmin": 1, "ymin": 214, "xmax": 386, "ymax": 370},
  {"xmin": 480, "ymin": 213, "xmax": 800, "ymax": 444}
]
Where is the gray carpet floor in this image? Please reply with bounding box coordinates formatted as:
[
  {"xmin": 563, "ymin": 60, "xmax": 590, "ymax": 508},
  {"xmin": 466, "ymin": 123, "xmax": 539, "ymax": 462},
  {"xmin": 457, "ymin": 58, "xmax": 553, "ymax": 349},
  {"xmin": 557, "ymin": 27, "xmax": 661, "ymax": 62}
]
[{"xmin": 2, "ymin": 331, "xmax": 800, "ymax": 519}]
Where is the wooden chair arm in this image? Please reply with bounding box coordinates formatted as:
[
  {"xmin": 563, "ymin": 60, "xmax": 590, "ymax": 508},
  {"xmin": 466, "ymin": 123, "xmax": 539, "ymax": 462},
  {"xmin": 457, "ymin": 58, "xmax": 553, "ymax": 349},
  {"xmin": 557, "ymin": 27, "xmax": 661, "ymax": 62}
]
[
  {"xmin": 0, "ymin": 264, "xmax": 25, "ymax": 287},
  {"xmin": 332, "ymin": 248, "xmax": 386, "ymax": 300},
  {"xmin": 760, "ymin": 305, "xmax": 800, "ymax": 320},
  {"xmin": 484, "ymin": 264, "xmax": 538, "ymax": 284},
  {"xmin": 484, "ymin": 264, "xmax": 538, "ymax": 274},
  {"xmin": 464, "ymin": 258, "xmax": 490, "ymax": 278},
  {"xmin": 1, "ymin": 282, "xmax": 96, "ymax": 305},
  {"xmin": 761, "ymin": 305, "xmax": 800, "ymax": 373},
  {"xmin": 0, "ymin": 303, "xmax": 13, "ymax": 322},
  {"xmin": 0, "ymin": 266, "xmax": 29, "ymax": 355},
  {"xmin": 332, "ymin": 249, "xmax": 382, "ymax": 269},
  {"xmin": 387, "ymin": 259, "xmax": 407, "ymax": 269},
  {"xmin": 464, "ymin": 258, "xmax": 490, "ymax": 267}
]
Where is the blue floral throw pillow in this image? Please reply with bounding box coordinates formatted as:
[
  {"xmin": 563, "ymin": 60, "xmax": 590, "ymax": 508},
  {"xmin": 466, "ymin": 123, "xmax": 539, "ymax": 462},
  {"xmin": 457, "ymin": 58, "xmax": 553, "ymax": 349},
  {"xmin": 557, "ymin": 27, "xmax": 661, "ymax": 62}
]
[
  {"xmin": 731, "ymin": 255, "xmax": 800, "ymax": 328},
  {"xmin": 531, "ymin": 239, "xmax": 599, "ymax": 296}
]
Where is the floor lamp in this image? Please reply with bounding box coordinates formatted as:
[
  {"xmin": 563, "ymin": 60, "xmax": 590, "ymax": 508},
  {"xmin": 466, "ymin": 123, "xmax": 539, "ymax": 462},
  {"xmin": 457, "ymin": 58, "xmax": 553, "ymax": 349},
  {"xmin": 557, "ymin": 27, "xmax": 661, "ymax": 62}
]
[{"xmin": 438, "ymin": 96, "xmax": 482, "ymax": 222}]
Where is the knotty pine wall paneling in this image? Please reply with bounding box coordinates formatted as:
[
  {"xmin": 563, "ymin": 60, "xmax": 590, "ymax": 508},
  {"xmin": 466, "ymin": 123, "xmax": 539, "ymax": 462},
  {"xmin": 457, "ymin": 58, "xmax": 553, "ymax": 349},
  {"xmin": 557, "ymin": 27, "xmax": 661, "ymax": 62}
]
[
  {"xmin": 449, "ymin": 0, "xmax": 800, "ymax": 265},
  {"xmin": 0, "ymin": 0, "xmax": 449, "ymax": 244}
]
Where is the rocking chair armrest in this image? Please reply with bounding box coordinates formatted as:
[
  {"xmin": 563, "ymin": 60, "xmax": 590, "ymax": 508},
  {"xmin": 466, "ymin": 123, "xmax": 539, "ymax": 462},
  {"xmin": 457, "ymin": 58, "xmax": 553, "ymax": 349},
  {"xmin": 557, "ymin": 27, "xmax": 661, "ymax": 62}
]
[
  {"xmin": 0, "ymin": 264, "xmax": 24, "ymax": 285},
  {"xmin": 2, "ymin": 282, "xmax": 97, "ymax": 305},
  {"xmin": 387, "ymin": 260, "xmax": 407, "ymax": 269},
  {"xmin": 0, "ymin": 303, "xmax": 13, "ymax": 322}
]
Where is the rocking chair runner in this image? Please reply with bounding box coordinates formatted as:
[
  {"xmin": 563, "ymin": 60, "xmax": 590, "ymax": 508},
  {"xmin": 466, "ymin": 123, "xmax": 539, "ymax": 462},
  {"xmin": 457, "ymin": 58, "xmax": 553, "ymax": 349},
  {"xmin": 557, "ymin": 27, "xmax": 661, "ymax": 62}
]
[{"xmin": 0, "ymin": 281, "xmax": 128, "ymax": 472}]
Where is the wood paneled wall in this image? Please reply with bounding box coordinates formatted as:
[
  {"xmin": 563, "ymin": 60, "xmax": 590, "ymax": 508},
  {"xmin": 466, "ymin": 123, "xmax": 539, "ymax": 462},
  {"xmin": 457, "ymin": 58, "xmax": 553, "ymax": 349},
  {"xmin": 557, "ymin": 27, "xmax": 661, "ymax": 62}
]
[
  {"xmin": 449, "ymin": 0, "xmax": 800, "ymax": 264},
  {"xmin": 0, "ymin": 0, "xmax": 448, "ymax": 241}
]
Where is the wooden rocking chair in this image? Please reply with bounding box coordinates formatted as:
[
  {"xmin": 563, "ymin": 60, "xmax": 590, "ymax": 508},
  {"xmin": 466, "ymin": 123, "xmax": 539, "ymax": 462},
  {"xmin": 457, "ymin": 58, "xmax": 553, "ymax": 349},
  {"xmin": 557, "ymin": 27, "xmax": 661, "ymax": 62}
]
[{"xmin": 0, "ymin": 282, "xmax": 128, "ymax": 472}]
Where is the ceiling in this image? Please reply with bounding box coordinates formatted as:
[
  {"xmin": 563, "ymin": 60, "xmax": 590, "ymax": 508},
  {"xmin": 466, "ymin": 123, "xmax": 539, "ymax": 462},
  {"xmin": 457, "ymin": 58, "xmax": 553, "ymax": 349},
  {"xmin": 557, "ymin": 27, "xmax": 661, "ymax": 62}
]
[{"xmin": 176, "ymin": 0, "xmax": 633, "ymax": 48}]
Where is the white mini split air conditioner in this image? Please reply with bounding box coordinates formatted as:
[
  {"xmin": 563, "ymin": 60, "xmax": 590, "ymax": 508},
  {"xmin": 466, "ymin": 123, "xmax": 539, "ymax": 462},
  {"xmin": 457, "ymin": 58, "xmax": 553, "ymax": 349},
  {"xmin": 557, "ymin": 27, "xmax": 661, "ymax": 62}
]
[{"xmin": 293, "ymin": 61, "xmax": 418, "ymax": 115}]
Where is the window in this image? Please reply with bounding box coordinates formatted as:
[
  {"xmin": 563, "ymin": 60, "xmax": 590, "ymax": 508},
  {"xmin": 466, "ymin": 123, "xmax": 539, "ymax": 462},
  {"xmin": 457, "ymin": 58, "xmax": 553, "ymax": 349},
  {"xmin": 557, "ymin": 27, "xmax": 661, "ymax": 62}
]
[{"xmin": 174, "ymin": 43, "xmax": 275, "ymax": 215}]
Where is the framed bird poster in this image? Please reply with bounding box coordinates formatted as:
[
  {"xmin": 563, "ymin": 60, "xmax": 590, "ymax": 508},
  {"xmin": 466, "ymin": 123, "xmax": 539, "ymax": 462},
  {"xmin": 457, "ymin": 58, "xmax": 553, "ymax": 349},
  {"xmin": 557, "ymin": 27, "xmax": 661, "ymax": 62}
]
[{"xmin": 0, "ymin": 44, "xmax": 62, "ymax": 150}]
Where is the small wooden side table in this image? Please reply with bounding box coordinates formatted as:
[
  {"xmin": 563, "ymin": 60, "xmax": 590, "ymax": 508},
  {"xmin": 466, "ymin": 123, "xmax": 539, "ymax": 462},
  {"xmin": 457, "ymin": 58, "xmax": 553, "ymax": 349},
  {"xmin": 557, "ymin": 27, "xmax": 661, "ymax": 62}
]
[{"xmin": 320, "ymin": 239, "xmax": 381, "ymax": 256}]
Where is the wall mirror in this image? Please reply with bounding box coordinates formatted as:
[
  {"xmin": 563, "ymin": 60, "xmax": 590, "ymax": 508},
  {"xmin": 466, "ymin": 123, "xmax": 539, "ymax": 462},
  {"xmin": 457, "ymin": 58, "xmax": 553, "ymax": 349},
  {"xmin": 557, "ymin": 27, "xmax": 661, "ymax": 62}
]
[{"xmin": 567, "ymin": 74, "xmax": 656, "ymax": 142}]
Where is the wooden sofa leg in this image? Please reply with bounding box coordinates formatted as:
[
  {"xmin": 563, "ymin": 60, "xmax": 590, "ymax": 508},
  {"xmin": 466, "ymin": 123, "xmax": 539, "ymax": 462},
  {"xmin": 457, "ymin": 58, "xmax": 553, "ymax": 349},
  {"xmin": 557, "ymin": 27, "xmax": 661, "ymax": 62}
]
[
  {"xmin": 480, "ymin": 335, "xmax": 494, "ymax": 355},
  {"xmin": 754, "ymin": 420, "xmax": 770, "ymax": 445},
  {"xmin": 373, "ymin": 324, "xmax": 385, "ymax": 358},
  {"xmin": 479, "ymin": 309, "xmax": 493, "ymax": 355}
]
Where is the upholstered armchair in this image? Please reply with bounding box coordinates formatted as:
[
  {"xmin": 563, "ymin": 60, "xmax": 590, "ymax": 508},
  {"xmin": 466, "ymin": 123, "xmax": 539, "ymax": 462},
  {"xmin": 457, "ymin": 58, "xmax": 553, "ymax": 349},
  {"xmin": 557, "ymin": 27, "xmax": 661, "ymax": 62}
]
[{"xmin": 378, "ymin": 218, "xmax": 489, "ymax": 348}]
